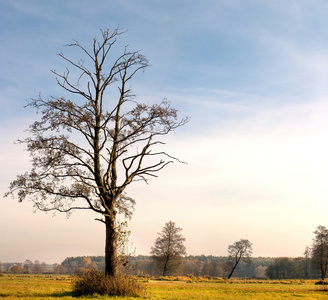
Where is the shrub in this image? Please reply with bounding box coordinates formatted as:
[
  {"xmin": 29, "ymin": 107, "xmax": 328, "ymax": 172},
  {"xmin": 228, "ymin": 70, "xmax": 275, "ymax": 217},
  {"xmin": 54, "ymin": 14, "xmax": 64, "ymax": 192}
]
[{"xmin": 72, "ymin": 270, "xmax": 146, "ymax": 297}]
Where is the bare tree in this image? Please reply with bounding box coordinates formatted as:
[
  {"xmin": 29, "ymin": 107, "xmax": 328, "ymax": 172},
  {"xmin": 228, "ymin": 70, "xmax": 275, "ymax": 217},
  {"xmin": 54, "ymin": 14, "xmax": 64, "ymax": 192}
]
[
  {"xmin": 226, "ymin": 239, "xmax": 252, "ymax": 279},
  {"xmin": 151, "ymin": 221, "xmax": 186, "ymax": 276},
  {"xmin": 312, "ymin": 225, "xmax": 328, "ymax": 280},
  {"xmin": 5, "ymin": 28, "xmax": 188, "ymax": 276}
]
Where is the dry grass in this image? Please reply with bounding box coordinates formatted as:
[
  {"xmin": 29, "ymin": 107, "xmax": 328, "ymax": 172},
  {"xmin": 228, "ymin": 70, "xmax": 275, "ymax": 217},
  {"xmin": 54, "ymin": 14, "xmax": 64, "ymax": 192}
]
[
  {"xmin": 0, "ymin": 274, "xmax": 327, "ymax": 299},
  {"xmin": 0, "ymin": 274, "xmax": 72, "ymax": 299}
]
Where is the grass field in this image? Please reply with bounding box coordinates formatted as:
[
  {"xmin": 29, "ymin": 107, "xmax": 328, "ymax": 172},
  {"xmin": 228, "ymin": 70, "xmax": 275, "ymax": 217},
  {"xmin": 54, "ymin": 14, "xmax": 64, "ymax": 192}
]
[{"xmin": 0, "ymin": 275, "xmax": 327, "ymax": 299}]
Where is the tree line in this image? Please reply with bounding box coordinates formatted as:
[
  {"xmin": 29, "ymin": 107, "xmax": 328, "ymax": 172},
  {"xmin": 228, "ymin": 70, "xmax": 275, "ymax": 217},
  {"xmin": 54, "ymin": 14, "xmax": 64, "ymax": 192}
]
[
  {"xmin": 57, "ymin": 255, "xmax": 273, "ymax": 277},
  {"xmin": 1, "ymin": 223, "xmax": 327, "ymax": 280},
  {"xmin": 0, "ymin": 260, "xmax": 61, "ymax": 274},
  {"xmin": 56, "ymin": 255, "xmax": 321, "ymax": 279},
  {"xmin": 0, "ymin": 255, "xmax": 320, "ymax": 279}
]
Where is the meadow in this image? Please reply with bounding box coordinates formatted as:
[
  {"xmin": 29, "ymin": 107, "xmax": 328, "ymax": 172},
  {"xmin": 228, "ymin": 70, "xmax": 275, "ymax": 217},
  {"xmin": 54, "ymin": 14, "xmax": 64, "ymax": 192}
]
[{"xmin": 0, "ymin": 274, "xmax": 327, "ymax": 299}]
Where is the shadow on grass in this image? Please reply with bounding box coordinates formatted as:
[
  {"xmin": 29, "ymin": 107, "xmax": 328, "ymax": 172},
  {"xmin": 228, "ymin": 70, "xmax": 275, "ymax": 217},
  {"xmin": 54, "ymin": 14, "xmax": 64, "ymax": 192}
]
[
  {"xmin": 0, "ymin": 291, "xmax": 75, "ymax": 298},
  {"xmin": 49, "ymin": 291, "xmax": 75, "ymax": 297}
]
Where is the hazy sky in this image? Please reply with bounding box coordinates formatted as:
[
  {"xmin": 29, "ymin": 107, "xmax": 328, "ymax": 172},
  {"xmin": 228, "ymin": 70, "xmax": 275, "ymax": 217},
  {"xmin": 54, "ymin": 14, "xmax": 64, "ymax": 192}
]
[{"xmin": 1, "ymin": 0, "xmax": 328, "ymax": 264}]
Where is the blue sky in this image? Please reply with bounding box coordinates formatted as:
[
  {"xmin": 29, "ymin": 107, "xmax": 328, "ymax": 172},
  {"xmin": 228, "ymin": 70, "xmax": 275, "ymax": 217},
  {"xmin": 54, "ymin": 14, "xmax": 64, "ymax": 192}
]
[{"xmin": 1, "ymin": 0, "xmax": 328, "ymax": 263}]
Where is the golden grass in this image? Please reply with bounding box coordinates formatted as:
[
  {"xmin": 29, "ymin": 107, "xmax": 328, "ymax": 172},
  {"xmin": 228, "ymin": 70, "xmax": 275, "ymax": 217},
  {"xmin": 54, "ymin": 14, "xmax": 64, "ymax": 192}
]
[
  {"xmin": 0, "ymin": 274, "xmax": 327, "ymax": 299},
  {"xmin": 0, "ymin": 274, "xmax": 73, "ymax": 299},
  {"xmin": 147, "ymin": 279, "xmax": 328, "ymax": 300}
]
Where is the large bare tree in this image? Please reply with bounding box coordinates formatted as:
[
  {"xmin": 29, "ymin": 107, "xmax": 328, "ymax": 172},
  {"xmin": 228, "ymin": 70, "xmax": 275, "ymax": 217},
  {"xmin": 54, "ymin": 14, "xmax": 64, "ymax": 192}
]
[{"xmin": 5, "ymin": 28, "xmax": 188, "ymax": 276}]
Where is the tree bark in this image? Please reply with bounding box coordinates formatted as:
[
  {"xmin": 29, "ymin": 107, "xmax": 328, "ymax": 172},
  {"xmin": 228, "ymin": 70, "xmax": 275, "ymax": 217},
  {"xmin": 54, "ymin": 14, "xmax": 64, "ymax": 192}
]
[{"xmin": 105, "ymin": 215, "xmax": 118, "ymax": 276}]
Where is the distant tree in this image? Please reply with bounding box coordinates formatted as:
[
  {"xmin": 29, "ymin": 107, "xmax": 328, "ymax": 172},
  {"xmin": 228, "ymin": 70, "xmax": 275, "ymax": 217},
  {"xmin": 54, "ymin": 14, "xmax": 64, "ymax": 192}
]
[
  {"xmin": 304, "ymin": 246, "xmax": 311, "ymax": 279},
  {"xmin": 189, "ymin": 258, "xmax": 203, "ymax": 276},
  {"xmin": 5, "ymin": 28, "xmax": 188, "ymax": 276},
  {"xmin": 254, "ymin": 265, "xmax": 267, "ymax": 278},
  {"xmin": 151, "ymin": 221, "xmax": 186, "ymax": 276},
  {"xmin": 10, "ymin": 265, "xmax": 23, "ymax": 274},
  {"xmin": 213, "ymin": 263, "xmax": 224, "ymax": 277},
  {"xmin": 202, "ymin": 260, "xmax": 214, "ymax": 276},
  {"xmin": 133, "ymin": 257, "xmax": 155, "ymax": 276},
  {"xmin": 62, "ymin": 258, "xmax": 79, "ymax": 273},
  {"xmin": 81, "ymin": 257, "xmax": 92, "ymax": 268},
  {"xmin": 226, "ymin": 239, "xmax": 252, "ymax": 279},
  {"xmin": 24, "ymin": 259, "xmax": 33, "ymax": 265},
  {"xmin": 32, "ymin": 260, "xmax": 43, "ymax": 274},
  {"xmin": 311, "ymin": 225, "xmax": 328, "ymax": 280},
  {"xmin": 22, "ymin": 260, "xmax": 31, "ymax": 273},
  {"xmin": 89, "ymin": 262, "xmax": 99, "ymax": 271},
  {"xmin": 23, "ymin": 263, "xmax": 31, "ymax": 274},
  {"xmin": 181, "ymin": 258, "xmax": 197, "ymax": 276},
  {"xmin": 54, "ymin": 264, "xmax": 67, "ymax": 274}
]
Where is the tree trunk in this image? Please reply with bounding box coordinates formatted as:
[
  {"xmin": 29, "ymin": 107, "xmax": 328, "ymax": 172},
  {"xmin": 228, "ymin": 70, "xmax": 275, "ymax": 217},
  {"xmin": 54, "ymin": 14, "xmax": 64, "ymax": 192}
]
[
  {"xmin": 105, "ymin": 215, "xmax": 118, "ymax": 276},
  {"xmin": 163, "ymin": 254, "xmax": 170, "ymax": 276},
  {"xmin": 227, "ymin": 257, "xmax": 241, "ymax": 279},
  {"xmin": 227, "ymin": 263, "xmax": 238, "ymax": 279}
]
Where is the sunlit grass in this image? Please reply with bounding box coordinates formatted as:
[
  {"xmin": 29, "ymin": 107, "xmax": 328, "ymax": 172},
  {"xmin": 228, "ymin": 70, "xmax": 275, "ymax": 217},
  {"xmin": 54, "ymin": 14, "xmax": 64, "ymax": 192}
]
[
  {"xmin": 146, "ymin": 279, "xmax": 328, "ymax": 300},
  {"xmin": 0, "ymin": 274, "xmax": 327, "ymax": 299},
  {"xmin": 0, "ymin": 275, "xmax": 73, "ymax": 299}
]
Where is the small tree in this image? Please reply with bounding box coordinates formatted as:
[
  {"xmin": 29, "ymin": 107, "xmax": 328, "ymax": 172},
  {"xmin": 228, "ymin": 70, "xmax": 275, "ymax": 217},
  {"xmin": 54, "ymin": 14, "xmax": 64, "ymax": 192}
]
[
  {"xmin": 5, "ymin": 28, "xmax": 188, "ymax": 277},
  {"xmin": 117, "ymin": 221, "xmax": 135, "ymax": 275},
  {"xmin": 10, "ymin": 265, "xmax": 23, "ymax": 274},
  {"xmin": 226, "ymin": 239, "xmax": 252, "ymax": 279},
  {"xmin": 151, "ymin": 221, "xmax": 186, "ymax": 276},
  {"xmin": 312, "ymin": 225, "xmax": 328, "ymax": 280}
]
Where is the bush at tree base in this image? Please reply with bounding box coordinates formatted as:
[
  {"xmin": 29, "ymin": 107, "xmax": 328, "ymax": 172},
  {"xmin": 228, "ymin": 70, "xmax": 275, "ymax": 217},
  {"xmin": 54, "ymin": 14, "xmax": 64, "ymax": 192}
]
[{"xmin": 72, "ymin": 270, "xmax": 146, "ymax": 297}]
